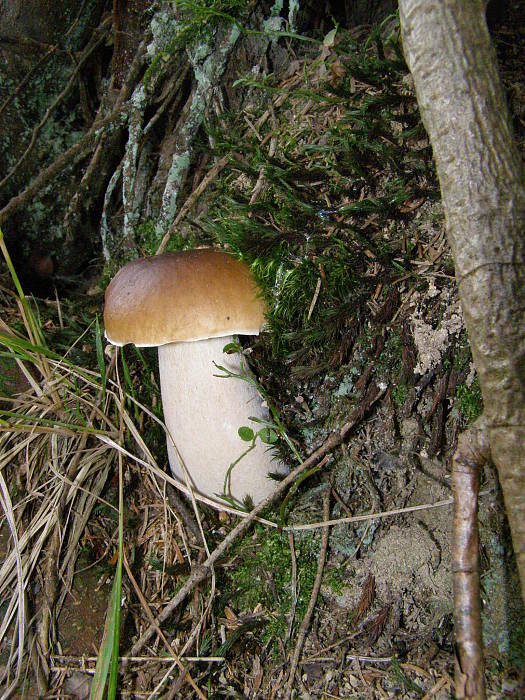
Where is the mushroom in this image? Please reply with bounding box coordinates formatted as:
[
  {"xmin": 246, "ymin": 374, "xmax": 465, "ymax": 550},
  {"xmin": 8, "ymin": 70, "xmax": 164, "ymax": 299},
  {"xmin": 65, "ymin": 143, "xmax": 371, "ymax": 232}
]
[{"xmin": 103, "ymin": 248, "xmax": 287, "ymax": 506}]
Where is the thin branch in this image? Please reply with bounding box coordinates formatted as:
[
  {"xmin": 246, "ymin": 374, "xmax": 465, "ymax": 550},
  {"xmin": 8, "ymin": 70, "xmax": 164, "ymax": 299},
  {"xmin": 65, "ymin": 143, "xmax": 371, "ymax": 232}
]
[
  {"xmin": 128, "ymin": 383, "xmax": 384, "ymax": 657},
  {"xmin": 285, "ymin": 487, "xmax": 331, "ymax": 699},
  {"xmin": 286, "ymin": 494, "xmax": 462, "ymax": 531}
]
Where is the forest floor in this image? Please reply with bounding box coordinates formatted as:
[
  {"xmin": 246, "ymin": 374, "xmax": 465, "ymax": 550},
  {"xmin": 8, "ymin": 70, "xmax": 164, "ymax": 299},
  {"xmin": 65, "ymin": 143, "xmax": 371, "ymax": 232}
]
[{"xmin": 0, "ymin": 8, "xmax": 524, "ymax": 700}]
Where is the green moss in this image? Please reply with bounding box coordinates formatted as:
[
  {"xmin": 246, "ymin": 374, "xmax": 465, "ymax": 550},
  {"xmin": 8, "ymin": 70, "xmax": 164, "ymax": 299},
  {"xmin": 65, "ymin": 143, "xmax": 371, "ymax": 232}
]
[
  {"xmin": 135, "ymin": 219, "xmax": 189, "ymax": 256},
  {"xmin": 144, "ymin": 0, "xmax": 249, "ymax": 90},
  {"xmin": 508, "ymin": 616, "xmax": 525, "ymax": 666},
  {"xmin": 193, "ymin": 17, "xmax": 439, "ymax": 370},
  {"xmin": 225, "ymin": 524, "xmax": 319, "ymax": 645},
  {"xmin": 392, "ymin": 381, "xmax": 409, "ymax": 406},
  {"xmin": 323, "ymin": 566, "xmax": 346, "ymax": 595},
  {"xmin": 479, "ymin": 514, "xmax": 525, "ymax": 668},
  {"xmin": 456, "ymin": 378, "xmax": 483, "ymax": 425}
]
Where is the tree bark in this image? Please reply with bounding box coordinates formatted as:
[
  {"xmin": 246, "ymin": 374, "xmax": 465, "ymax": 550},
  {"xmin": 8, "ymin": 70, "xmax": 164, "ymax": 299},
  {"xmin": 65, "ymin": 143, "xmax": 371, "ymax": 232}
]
[
  {"xmin": 451, "ymin": 422, "xmax": 489, "ymax": 699},
  {"xmin": 399, "ymin": 0, "xmax": 525, "ymax": 595}
]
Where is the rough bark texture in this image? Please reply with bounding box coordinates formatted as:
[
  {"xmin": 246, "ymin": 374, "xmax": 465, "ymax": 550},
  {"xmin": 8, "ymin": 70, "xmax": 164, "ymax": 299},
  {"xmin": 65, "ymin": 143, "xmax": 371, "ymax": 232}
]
[
  {"xmin": 399, "ymin": 0, "xmax": 525, "ymax": 596},
  {"xmin": 111, "ymin": 0, "xmax": 149, "ymax": 89}
]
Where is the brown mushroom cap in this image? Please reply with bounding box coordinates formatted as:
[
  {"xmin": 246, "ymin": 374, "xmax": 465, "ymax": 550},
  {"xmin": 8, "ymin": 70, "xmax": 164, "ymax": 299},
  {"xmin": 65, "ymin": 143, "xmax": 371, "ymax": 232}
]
[{"xmin": 104, "ymin": 249, "xmax": 266, "ymax": 346}]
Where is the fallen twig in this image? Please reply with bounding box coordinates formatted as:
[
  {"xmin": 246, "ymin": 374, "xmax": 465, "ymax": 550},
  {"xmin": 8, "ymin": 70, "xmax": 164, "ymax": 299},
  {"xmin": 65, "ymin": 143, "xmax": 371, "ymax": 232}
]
[
  {"xmin": 128, "ymin": 382, "xmax": 384, "ymax": 657},
  {"xmin": 285, "ymin": 487, "xmax": 330, "ymax": 699},
  {"xmin": 122, "ymin": 553, "xmax": 207, "ymax": 700},
  {"xmin": 285, "ymin": 494, "xmax": 492, "ymax": 531}
]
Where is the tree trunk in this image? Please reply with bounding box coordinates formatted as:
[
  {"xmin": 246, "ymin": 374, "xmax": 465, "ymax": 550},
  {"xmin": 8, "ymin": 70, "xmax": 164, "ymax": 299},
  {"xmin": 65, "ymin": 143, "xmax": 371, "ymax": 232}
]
[{"xmin": 399, "ymin": 0, "xmax": 525, "ymax": 598}]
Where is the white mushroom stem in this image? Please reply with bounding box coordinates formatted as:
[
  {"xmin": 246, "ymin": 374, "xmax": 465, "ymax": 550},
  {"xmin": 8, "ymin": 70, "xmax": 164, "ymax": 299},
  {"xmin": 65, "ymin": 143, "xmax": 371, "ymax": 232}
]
[{"xmin": 158, "ymin": 336, "xmax": 287, "ymax": 506}]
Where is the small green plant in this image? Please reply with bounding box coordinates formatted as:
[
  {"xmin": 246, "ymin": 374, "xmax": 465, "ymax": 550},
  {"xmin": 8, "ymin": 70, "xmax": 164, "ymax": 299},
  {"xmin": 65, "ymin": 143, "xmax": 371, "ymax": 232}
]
[
  {"xmin": 213, "ymin": 340, "xmax": 301, "ymax": 509},
  {"xmin": 215, "ymin": 341, "xmax": 302, "ymax": 459},
  {"xmin": 219, "ymin": 422, "xmax": 279, "ymax": 510}
]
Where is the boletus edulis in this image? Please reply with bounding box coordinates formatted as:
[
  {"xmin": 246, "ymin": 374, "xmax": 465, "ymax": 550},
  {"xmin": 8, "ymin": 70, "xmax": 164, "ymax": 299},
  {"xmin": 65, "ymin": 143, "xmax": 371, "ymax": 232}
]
[{"xmin": 104, "ymin": 248, "xmax": 287, "ymax": 507}]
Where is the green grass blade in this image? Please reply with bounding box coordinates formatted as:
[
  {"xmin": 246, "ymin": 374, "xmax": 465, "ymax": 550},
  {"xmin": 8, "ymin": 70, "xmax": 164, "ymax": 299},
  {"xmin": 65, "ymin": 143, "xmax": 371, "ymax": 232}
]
[
  {"xmin": 119, "ymin": 349, "xmax": 139, "ymax": 421},
  {"xmin": 108, "ymin": 449, "xmax": 124, "ymax": 697},
  {"xmin": 90, "ymin": 457, "xmax": 123, "ymax": 700},
  {"xmin": 0, "ymin": 224, "xmax": 46, "ymax": 348},
  {"xmin": 90, "ymin": 570, "xmax": 120, "ymax": 699},
  {"xmin": 107, "ymin": 553, "xmax": 122, "ymax": 696},
  {"xmin": 95, "ymin": 316, "xmax": 107, "ymax": 400}
]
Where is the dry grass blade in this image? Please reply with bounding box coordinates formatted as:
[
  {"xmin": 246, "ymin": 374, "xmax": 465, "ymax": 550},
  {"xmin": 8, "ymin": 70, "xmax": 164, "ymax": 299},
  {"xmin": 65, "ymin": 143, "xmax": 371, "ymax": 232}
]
[
  {"xmin": 0, "ymin": 227, "xmax": 133, "ymax": 693},
  {"xmin": 0, "ymin": 229, "xmax": 222, "ymax": 695},
  {"xmin": 0, "ymin": 471, "xmax": 25, "ymax": 698},
  {"xmin": 0, "ymin": 352, "xmax": 121, "ymax": 693}
]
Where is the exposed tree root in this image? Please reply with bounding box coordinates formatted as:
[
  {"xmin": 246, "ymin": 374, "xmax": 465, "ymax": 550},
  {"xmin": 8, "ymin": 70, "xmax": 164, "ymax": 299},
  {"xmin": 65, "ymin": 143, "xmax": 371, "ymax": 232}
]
[
  {"xmin": 452, "ymin": 420, "xmax": 490, "ymax": 700},
  {"xmin": 400, "ymin": 0, "xmax": 525, "ymax": 695},
  {"xmin": 0, "ymin": 17, "xmax": 111, "ymax": 192}
]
